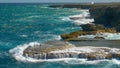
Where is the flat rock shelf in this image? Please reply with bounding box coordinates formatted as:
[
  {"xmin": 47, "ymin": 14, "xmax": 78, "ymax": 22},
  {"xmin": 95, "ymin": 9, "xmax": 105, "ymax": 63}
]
[
  {"xmin": 23, "ymin": 40, "xmax": 120, "ymax": 61},
  {"xmin": 69, "ymin": 39, "xmax": 120, "ymax": 48},
  {"xmin": 23, "ymin": 41, "xmax": 75, "ymax": 59}
]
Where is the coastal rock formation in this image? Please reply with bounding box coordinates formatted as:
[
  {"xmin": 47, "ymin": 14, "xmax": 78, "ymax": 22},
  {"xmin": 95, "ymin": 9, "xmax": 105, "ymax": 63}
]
[
  {"xmin": 50, "ymin": 3, "xmax": 120, "ymax": 31},
  {"xmin": 23, "ymin": 41, "xmax": 75, "ymax": 59},
  {"xmin": 49, "ymin": 47, "xmax": 120, "ymax": 61},
  {"xmin": 89, "ymin": 5, "xmax": 120, "ymax": 31},
  {"xmin": 18, "ymin": 3, "xmax": 120, "ymax": 62},
  {"xmin": 57, "ymin": 4, "xmax": 119, "ymax": 40},
  {"xmin": 49, "ymin": 3, "xmax": 120, "ymax": 40},
  {"xmin": 23, "ymin": 42, "xmax": 120, "ymax": 61},
  {"xmin": 60, "ymin": 24, "xmax": 116, "ymax": 40}
]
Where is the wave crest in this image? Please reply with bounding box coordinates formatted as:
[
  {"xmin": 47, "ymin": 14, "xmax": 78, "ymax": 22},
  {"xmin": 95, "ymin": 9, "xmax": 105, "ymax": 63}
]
[
  {"xmin": 9, "ymin": 42, "xmax": 41, "ymax": 62},
  {"xmin": 78, "ymin": 33, "xmax": 120, "ymax": 40},
  {"xmin": 61, "ymin": 9, "xmax": 94, "ymax": 25}
]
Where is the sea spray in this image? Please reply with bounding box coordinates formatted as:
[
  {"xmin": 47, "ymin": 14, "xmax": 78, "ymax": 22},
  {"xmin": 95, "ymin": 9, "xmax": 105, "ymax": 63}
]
[
  {"xmin": 9, "ymin": 42, "xmax": 41, "ymax": 62},
  {"xmin": 9, "ymin": 42, "xmax": 120, "ymax": 64},
  {"xmin": 78, "ymin": 33, "xmax": 120, "ymax": 40},
  {"xmin": 61, "ymin": 9, "xmax": 94, "ymax": 25}
]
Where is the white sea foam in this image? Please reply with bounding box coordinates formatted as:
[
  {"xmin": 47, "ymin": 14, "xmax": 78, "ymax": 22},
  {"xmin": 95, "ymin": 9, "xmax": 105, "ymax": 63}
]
[
  {"xmin": 69, "ymin": 10, "xmax": 94, "ymax": 25},
  {"xmin": 9, "ymin": 42, "xmax": 120, "ymax": 64},
  {"xmin": 64, "ymin": 59, "xmax": 120, "ymax": 65},
  {"xmin": 61, "ymin": 9, "xmax": 94, "ymax": 25},
  {"xmin": 9, "ymin": 42, "xmax": 41, "ymax": 62},
  {"xmin": 103, "ymin": 33, "xmax": 120, "ymax": 40},
  {"xmin": 73, "ymin": 9, "xmax": 89, "ymax": 12},
  {"xmin": 112, "ymin": 59, "xmax": 120, "ymax": 64},
  {"xmin": 41, "ymin": 6, "xmax": 49, "ymax": 9},
  {"xmin": 53, "ymin": 35, "xmax": 61, "ymax": 40},
  {"xmin": 9, "ymin": 42, "xmax": 74, "ymax": 62},
  {"xmin": 78, "ymin": 35, "xmax": 95, "ymax": 38},
  {"xmin": 61, "ymin": 17, "xmax": 72, "ymax": 21},
  {"xmin": 69, "ymin": 11, "xmax": 90, "ymax": 18},
  {"xmin": 78, "ymin": 33, "xmax": 120, "ymax": 40},
  {"xmin": 12, "ymin": 15, "xmax": 41, "ymax": 22},
  {"xmin": 73, "ymin": 19, "xmax": 94, "ymax": 25},
  {"xmin": 20, "ymin": 34, "xmax": 28, "ymax": 38},
  {"xmin": 64, "ymin": 59, "xmax": 111, "ymax": 65}
]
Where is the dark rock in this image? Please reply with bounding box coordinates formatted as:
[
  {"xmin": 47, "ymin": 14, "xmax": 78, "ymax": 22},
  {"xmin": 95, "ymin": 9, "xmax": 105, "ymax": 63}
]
[
  {"xmin": 89, "ymin": 6, "xmax": 120, "ymax": 31},
  {"xmin": 81, "ymin": 24, "xmax": 97, "ymax": 31},
  {"xmin": 105, "ymin": 54, "xmax": 112, "ymax": 59},
  {"xmin": 50, "ymin": 3, "xmax": 120, "ymax": 31},
  {"xmin": 112, "ymin": 54, "xmax": 120, "ymax": 59},
  {"xmin": 94, "ymin": 36, "xmax": 105, "ymax": 39},
  {"xmin": 78, "ymin": 53, "xmax": 88, "ymax": 58},
  {"xmin": 87, "ymin": 55, "xmax": 97, "ymax": 60}
]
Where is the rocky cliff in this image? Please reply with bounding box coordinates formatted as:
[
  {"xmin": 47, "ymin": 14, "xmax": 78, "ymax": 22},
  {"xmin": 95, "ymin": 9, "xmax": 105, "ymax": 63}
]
[
  {"xmin": 89, "ymin": 5, "xmax": 120, "ymax": 31},
  {"xmin": 50, "ymin": 3, "xmax": 120, "ymax": 31},
  {"xmin": 49, "ymin": 3, "xmax": 120, "ymax": 40}
]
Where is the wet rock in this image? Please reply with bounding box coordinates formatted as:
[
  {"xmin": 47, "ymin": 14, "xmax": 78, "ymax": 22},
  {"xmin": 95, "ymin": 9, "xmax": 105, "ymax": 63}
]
[
  {"xmin": 78, "ymin": 53, "xmax": 88, "ymax": 58},
  {"xmin": 87, "ymin": 55, "xmax": 97, "ymax": 60},
  {"xmin": 94, "ymin": 36, "xmax": 105, "ymax": 39},
  {"xmin": 105, "ymin": 54, "xmax": 112, "ymax": 59},
  {"xmin": 23, "ymin": 41, "xmax": 120, "ymax": 61}
]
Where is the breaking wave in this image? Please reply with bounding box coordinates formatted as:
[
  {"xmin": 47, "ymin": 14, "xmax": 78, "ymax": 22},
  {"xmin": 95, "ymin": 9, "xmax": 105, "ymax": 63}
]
[
  {"xmin": 19, "ymin": 34, "xmax": 28, "ymax": 38},
  {"xmin": 53, "ymin": 35, "xmax": 61, "ymax": 40},
  {"xmin": 9, "ymin": 42, "xmax": 41, "ymax": 62},
  {"xmin": 78, "ymin": 33, "xmax": 120, "ymax": 40},
  {"xmin": 61, "ymin": 9, "xmax": 94, "ymax": 25},
  {"xmin": 64, "ymin": 59, "xmax": 120, "ymax": 65},
  {"xmin": 9, "ymin": 42, "xmax": 120, "ymax": 65}
]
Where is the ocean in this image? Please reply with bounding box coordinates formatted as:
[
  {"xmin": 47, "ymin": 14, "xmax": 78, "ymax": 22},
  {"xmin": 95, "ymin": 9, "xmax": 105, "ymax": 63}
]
[{"xmin": 0, "ymin": 3, "xmax": 120, "ymax": 68}]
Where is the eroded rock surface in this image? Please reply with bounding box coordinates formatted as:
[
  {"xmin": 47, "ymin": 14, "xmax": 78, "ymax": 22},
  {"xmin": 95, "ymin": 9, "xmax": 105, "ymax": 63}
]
[{"xmin": 23, "ymin": 41, "xmax": 120, "ymax": 61}]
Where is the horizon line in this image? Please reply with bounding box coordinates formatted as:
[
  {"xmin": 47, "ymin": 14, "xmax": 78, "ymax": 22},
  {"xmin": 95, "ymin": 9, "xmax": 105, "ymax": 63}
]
[{"xmin": 0, "ymin": 2, "xmax": 119, "ymax": 4}]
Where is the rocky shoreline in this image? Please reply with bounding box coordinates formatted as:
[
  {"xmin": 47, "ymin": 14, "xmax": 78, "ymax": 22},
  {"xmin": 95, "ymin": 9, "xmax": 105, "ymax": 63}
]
[
  {"xmin": 61, "ymin": 24, "xmax": 117, "ymax": 40},
  {"xmin": 23, "ymin": 41, "xmax": 75, "ymax": 59},
  {"xmin": 23, "ymin": 41, "xmax": 120, "ymax": 61},
  {"xmin": 21, "ymin": 3, "xmax": 120, "ymax": 62},
  {"xmin": 50, "ymin": 3, "xmax": 120, "ymax": 40},
  {"xmin": 53, "ymin": 3, "xmax": 120, "ymax": 30}
]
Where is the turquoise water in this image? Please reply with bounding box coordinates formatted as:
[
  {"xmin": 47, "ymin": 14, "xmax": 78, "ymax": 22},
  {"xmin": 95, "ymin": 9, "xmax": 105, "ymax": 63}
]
[{"xmin": 0, "ymin": 3, "xmax": 120, "ymax": 68}]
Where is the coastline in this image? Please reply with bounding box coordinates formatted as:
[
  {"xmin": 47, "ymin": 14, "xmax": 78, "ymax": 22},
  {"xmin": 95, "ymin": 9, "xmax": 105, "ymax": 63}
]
[
  {"xmin": 50, "ymin": 3, "xmax": 120, "ymax": 40},
  {"xmin": 50, "ymin": 2, "xmax": 120, "ymax": 31},
  {"xmin": 9, "ymin": 3, "xmax": 120, "ymax": 63},
  {"xmin": 10, "ymin": 40, "xmax": 120, "ymax": 63}
]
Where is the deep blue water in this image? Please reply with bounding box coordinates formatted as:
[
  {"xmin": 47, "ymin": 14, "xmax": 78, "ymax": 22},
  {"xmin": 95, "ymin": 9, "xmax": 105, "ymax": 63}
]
[{"xmin": 0, "ymin": 3, "xmax": 120, "ymax": 68}]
